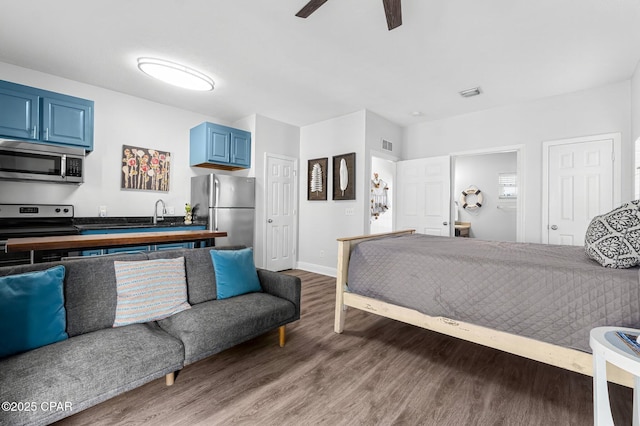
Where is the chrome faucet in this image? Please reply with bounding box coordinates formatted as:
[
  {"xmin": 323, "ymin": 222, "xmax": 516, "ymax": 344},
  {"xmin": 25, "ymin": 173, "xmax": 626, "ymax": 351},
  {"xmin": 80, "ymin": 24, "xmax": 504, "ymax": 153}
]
[{"xmin": 153, "ymin": 199, "xmax": 165, "ymax": 224}]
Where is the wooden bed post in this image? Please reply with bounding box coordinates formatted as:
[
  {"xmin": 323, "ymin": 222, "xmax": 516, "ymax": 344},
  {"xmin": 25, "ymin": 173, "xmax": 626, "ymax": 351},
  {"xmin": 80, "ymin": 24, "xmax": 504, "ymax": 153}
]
[
  {"xmin": 335, "ymin": 238, "xmax": 350, "ymax": 333},
  {"xmin": 335, "ymin": 230, "xmax": 416, "ymax": 334}
]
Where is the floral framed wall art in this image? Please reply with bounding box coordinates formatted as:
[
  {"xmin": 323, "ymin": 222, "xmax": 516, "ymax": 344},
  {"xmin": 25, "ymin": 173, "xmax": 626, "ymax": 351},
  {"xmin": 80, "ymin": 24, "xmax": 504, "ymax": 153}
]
[
  {"xmin": 308, "ymin": 157, "xmax": 328, "ymax": 201},
  {"xmin": 121, "ymin": 145, "xmax": 171, "ymax": 192},
  {"xmin": 332, "ymin": 152, "xmax": 356, "ymax": 200}
]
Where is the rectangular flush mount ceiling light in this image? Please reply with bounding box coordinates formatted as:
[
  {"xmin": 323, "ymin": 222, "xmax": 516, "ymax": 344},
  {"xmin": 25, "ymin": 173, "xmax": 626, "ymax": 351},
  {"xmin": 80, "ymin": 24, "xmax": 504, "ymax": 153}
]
[
  {"xmin": 137, "ymin": 57, "xmax": 214, "ymax": 91},
  {"xmin": 459, "ymin": 86, "xmax": 482, "ymax": 98}
]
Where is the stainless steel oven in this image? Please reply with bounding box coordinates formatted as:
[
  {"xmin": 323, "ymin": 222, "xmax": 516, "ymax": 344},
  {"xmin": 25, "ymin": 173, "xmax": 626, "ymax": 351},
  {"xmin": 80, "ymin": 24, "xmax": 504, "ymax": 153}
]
[
  {"xmin": 0, "ymin": 140, "xmax": 84, "ymax": 184},
  {"xmin": 0, "ymin": 204, "xmax": 79, "ymax": 266}
]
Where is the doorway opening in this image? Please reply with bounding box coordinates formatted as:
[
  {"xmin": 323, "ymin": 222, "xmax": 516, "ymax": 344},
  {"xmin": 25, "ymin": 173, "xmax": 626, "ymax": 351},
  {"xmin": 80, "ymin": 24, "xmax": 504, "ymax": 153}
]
[
  {"xmin": 452, "ymin": 145, "xmax": 525, "ymax": 242},
  {"xmin": 453, "ymin": 152, "xmax": 518, "ymax": 241},
  {"xmin": 370, "ymin": 155, "xmax": 395, "ymax": 234}
]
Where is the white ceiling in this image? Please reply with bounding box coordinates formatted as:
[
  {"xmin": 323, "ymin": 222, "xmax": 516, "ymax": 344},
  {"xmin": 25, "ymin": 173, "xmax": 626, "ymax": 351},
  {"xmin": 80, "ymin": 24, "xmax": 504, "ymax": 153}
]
[{"xmin": 1, "ymin": 0, "xmax": 640, "ymax": 127}]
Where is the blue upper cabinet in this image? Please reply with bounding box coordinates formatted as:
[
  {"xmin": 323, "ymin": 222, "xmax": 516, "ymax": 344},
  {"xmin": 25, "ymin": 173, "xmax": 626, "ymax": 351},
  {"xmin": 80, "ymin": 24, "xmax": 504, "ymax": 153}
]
[
  {"xmin": 42, "ymin": 97, "xmax": 93, "ymax": 148},
  {"xmin": 207, "ymin": 125, "xmax": 230, "ymax": 163},
  {"xmin": 0, "ymin": 85, "xmax": 39, "ymax": 140},
  {"xmin": 190, "ymin": 122, "xmax": 251, "ymax": 170},
  {"xmin": 0, "ymin": 80, "xmax": 94, "ymax": 151},
  {"xmin": 231, "ymin": 131, "xmax": 251, "ymax": 168}
]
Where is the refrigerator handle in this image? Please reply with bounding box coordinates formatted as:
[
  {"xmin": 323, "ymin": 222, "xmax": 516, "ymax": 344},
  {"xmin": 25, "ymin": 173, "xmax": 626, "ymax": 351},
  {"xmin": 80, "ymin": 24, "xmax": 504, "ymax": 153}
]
[
  {"xmin": 214, "ymin": 176, "xmax": 220, "ymax": 207},
  {"xmin": 213, "ymin": 177, "xmax": 220, "ymax": 231}
]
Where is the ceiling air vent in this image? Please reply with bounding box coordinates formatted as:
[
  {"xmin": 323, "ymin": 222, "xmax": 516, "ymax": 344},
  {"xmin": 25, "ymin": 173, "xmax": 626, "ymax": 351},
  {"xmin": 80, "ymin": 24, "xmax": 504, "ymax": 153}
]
[{"xmin": 382, "ymin": 139, "xmax": 393, "ymax": 152}]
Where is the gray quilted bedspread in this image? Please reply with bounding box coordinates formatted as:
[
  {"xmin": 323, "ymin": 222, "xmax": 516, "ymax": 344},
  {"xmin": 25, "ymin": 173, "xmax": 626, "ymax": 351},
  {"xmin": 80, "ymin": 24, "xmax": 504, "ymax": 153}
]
[{"xmin": 347, "ymin": 234, "xmax": 640, "ymax": 353}]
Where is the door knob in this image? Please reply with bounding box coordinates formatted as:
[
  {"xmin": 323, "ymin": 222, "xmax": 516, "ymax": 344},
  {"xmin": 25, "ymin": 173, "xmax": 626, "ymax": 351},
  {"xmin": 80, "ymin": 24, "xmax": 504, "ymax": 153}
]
[
  {"xmin": 442, "ymin": 221, "xmax": 448, "ymax": 226},
  {"xmin": 550, "ymin": 225, "xmax": 558, "ymax": 230},
  {"xmin": 267, "ymin": 219, "xmax": 273, "ymax": 223}
]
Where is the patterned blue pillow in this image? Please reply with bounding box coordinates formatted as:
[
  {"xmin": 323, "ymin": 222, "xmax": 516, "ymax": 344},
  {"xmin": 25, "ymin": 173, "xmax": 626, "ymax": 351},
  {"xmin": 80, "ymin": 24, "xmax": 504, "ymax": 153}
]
[
  {"xmin": 0, "ymin": 265, "xmax": 68, "ymax": 358},
  {"xmin": 113, "ymin": 257, "xmax": 190, "ymax": 327},
  {"xmin": 585, "ymin": 200, "xmax": 640, "ymax": 268},
  {"xmin": 210, "ymin": 248, "xmax": 262, "ymax": 299}
]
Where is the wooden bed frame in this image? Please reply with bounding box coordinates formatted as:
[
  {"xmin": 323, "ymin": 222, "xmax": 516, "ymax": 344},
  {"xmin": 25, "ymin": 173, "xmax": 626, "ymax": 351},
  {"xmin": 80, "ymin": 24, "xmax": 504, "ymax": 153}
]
[{"xmin": 334, "ymin": 230, "xmax": 633, "ymax": 388}]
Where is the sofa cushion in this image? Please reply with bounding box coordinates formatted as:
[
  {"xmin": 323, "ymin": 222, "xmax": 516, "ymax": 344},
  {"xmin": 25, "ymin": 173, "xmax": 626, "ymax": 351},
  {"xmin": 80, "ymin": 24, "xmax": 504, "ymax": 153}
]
[
  {"xmin": 0, "ymin": 265, "xmax": 67, "ymax": 359},
  {"xmin": 585, "ymin": 200, "xmax": 640, "ymax": 268},
  {"xmin": 210, "ymin": 248, "xmax": 261, "ymax": 299},
  {"xmin": 147, "ymin": 246, "xmax": 245, "ymax": 304},
  {"xmin": 0, "ymin": 322, "xmax": 183, "ymax": 426},
  {"xmin": 62, "ymin": 253, "xmax": 149, "ymax": 337},
  {"xmin": 113, "ymin": 257, "xmax": 191, "ymax": 327},
  {"xmin": 158, "ymin": 292, "xmax": 296, "ymax": 364}
]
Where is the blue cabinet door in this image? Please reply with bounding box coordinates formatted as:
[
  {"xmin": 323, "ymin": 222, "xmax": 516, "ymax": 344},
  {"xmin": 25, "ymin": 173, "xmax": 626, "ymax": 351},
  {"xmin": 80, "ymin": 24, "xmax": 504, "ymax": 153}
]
[
  {"xmin": 207, "ymin": 126, "xmax": 230, "ymax": 163},
  {"xmin": 81, "ymin": 249, "xmax": 105, "ymax": 256},
  {"xmin": 42, "ymin": 97, "xmax": 93, "ymax": 149},
  {"xmin": 230, "ymin": 131, "xmax": 251, "ymax": 167},
  {"xmin": 155, "ymin": 242, "xmax": 195, "ymax": 250},
  {"xmin": 107, "ymin": 245, "xmax": 151, "ymax": 254},
  {"xmin": 0, "ymin": 85, "xmax": 39, "ymax": 140}
]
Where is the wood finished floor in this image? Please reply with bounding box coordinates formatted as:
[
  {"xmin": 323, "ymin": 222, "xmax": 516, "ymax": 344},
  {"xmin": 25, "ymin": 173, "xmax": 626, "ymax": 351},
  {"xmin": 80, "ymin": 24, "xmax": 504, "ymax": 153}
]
[{"xmin": 55, "ymin": 270, "xmax": 633, "ymax": 425}]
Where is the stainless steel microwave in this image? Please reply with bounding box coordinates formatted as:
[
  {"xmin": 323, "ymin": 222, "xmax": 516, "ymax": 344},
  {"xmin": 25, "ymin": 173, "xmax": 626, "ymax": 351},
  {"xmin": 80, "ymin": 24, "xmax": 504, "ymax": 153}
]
[{"xmin": 0, "ymin": 140, "xmax": 84, "ymax": 184}]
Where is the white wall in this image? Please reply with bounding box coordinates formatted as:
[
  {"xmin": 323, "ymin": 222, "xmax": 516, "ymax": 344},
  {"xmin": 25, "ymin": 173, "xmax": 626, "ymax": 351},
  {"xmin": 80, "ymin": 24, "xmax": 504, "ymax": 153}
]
[
  {"xmin": 298, "ymin": 111, "xmax": 366, "ymax": 276},
  {"xmin": 297, "ymin": 110, "xmax": 402, "ymax": 275},
  {"xmin": 632, "ymin": 60, "xmax": 640, "ymax": 146},
  {"xmin": 403, "ymin": 81, "xmax": 632, "ymax": 243},
  {"xmin": 364, "ymin": 110, "xmax": 403, "ymax": 233},
  {"xmin": 454, "ymin": 152, "xmax": 517, "ymax": 241},
  {"xmin": 631, "ymin": 60, "xmax": 640, "ymax": 199},
  {"xmin": 0, "ymin": 61, "xmax": 230, "ymax": 218},
  {"xmin": 250, "ymin": 115, "xmax": 300, "ymax": 269}
]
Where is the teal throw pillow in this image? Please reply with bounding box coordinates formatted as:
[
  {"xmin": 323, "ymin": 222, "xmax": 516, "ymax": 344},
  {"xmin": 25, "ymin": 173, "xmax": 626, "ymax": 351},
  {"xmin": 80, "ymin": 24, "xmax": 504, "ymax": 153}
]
[
  {"xmin": 210, "ymin": 248, "xmax": 262, "ymax": 299},
  {"xmin": 0, "ymin": 265, "xmax": 68, "ymax": 358}
]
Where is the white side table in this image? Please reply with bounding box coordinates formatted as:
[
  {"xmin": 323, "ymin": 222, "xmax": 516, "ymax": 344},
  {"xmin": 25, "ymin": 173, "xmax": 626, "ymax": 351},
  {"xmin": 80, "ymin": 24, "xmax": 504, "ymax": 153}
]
[{"xmin": 590, "ymin": 326, "xmax": 640, "ymax": 426}]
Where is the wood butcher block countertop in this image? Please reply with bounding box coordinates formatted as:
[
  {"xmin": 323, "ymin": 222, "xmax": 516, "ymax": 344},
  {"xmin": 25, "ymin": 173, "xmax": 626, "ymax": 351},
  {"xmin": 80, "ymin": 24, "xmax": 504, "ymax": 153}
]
[{"xmin": 5, "ymin": 230, "xmax": 227, "ymax": 252}]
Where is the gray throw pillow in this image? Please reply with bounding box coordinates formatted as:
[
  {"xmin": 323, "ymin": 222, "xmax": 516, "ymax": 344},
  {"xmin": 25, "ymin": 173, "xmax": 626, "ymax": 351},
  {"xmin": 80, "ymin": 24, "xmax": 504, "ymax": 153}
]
[{"xmin": 584, "ymin": 200, "xmax": 640, "ymax": 268}]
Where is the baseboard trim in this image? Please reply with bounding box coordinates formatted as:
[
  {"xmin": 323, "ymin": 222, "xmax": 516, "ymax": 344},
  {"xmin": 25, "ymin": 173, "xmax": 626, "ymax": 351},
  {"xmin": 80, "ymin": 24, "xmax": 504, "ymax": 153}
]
[{"xmin": 296, "ymin": 262, "xmax": 337, "ymax": 278}]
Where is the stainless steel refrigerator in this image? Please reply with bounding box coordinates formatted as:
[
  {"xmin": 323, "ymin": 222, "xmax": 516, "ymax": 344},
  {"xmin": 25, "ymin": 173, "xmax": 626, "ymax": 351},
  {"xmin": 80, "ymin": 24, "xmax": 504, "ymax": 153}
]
[{"xmin": 191, "ymin": 174, "xmax": 255, "ymax": 248}]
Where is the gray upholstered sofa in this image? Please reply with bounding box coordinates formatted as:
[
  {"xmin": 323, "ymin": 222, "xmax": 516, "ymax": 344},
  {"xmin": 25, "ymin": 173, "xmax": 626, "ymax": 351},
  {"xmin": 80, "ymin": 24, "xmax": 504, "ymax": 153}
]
[{"xmin": 0, "ymin": 246, "xmax": 301, "ymax": 426}]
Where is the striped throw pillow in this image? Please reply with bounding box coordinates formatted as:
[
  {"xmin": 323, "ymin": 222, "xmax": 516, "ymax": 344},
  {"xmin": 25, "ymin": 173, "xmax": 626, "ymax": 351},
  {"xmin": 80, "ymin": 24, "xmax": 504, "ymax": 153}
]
[{"xmin": 113, "ymin": 257, "xmax": 190, "ymax": 327}]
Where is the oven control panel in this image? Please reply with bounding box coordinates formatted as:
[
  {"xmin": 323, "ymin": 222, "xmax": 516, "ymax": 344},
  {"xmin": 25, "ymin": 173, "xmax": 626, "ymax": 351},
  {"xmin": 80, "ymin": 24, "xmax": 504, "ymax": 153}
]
[{"xmin": 0, "ymin": 204, "xmax": 74, "ymax": 218}]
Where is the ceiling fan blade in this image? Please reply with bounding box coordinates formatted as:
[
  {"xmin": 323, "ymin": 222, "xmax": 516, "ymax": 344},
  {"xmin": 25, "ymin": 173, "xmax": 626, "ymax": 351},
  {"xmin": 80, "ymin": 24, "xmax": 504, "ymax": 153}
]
[
  {"xmin": 382, "ymin": 0, "xmax": 402, "ymax": 30},
  {"xmin": 296, "ymin": 0, "xmax": 329, "ymax": 18}
]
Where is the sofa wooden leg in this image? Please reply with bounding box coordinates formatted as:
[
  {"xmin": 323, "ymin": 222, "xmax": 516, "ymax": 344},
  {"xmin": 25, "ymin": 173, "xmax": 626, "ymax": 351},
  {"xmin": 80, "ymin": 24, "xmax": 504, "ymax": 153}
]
[
  {"xmin": 166, "ymin": 372, "xmax": 175, "ymax": 386},
  {"xmin": 279, "ymin": 325, "xmax": 286, "ymax": 347}
]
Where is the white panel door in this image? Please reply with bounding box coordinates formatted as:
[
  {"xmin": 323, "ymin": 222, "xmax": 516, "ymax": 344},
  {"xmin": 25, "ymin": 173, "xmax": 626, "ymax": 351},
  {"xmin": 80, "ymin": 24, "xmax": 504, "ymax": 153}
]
[
  {"xmin": 546, "ymin": 137, "xmax": 616, "ymax": 245},
  {"xmin": 266, "ymin": 155, "xmax": 296, "ymax": 271},
  {"xmin": 396, "ymin": 156, "xmax": 451, "ymax": 236}
]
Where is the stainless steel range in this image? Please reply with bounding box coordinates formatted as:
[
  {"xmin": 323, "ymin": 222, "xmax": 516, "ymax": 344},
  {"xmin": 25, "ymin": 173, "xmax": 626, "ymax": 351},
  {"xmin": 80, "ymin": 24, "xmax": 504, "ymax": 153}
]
[{"xmin": 0, "ymin": 203, "xmax": 79, "ymax": 266}]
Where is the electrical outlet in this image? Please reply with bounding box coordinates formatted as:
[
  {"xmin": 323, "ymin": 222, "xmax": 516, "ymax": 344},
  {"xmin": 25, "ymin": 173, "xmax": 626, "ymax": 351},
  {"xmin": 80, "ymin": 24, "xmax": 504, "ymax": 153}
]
[
  {"xmin": 99, "ymin": 206, "xmax": 107, "ymax": 217},
  {"xmin": 166, "ymin": 206, "xmax": 175, "ymax": 215},
  {"xmin": 319, "ymin": 250, "xmax": 325, "ymax": 258}
]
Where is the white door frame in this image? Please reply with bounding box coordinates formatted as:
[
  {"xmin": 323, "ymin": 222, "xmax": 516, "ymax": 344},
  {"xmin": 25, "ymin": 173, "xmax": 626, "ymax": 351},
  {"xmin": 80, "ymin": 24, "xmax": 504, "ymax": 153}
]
[
  {"xmin": 451, "ymin": 144, "xmax": 526, "ymax": 242},
  {"xmin": 263, "ymin": 152, "xmax": 299, "ymax": 270},
  {"xmin": 541, "ymin": 132, "xmax": 621, "ymax": 244}
]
